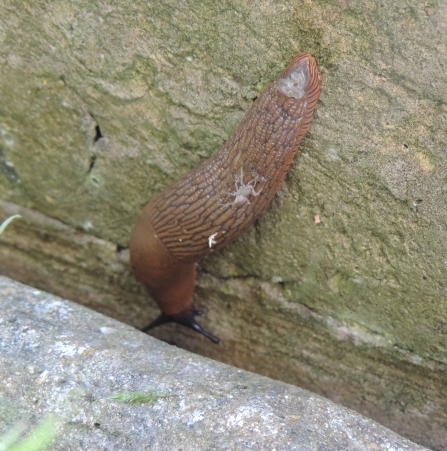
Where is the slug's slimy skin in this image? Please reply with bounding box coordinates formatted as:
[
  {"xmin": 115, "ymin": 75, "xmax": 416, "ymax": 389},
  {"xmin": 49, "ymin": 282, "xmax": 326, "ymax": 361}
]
[{"xmin": 130, "ymin": 53, "xmax": 320, "ymax": 343}]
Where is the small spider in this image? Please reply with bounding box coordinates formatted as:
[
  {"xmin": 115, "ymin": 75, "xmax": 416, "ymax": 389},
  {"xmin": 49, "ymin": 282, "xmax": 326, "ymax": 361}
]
[{"xmin": 222, "ymin": 168, "xmax": 263, "ymax": 207}]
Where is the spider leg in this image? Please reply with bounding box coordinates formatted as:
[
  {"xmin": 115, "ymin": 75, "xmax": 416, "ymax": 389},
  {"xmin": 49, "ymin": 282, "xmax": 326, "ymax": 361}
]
[
  {"xmin": 234, "ymin": 175, "xmax": 239, "ymax": 191},
  {"xmin": 252, "ymin": 185, "xmax": 263, "ymax": 196}
]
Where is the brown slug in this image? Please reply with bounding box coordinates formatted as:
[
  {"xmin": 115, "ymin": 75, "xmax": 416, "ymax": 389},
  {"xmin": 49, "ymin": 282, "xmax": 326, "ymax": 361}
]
[{"xmin": 130, "ymin": 53, "xmax": 320, "ymax": 343}]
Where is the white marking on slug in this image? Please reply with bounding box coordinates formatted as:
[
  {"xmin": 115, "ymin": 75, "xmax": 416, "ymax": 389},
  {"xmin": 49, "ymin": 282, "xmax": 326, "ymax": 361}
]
[
  {"xmin": 208, "ymin": 232, "xmax": 218, "ymax": 248},
  {"xmin": 277, "ymin": 59, "xmax": 309, "ymax": 99}
]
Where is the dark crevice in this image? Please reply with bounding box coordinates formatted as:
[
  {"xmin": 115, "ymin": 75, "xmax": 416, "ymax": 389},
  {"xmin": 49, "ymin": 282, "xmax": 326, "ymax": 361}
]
[
  {"xmin": 89, "ymin": 112, "xmax": 104, "ymax": 143},
  {"xmin": 94, "ymin": 125, "xmax": 103, "ymax": 143},
  {"xmin": 88, "ymin": 155, "xmax": 97, "ymax": 173},
  {"xmin": 87, "ymin": 114, "xmax": 104, "ymax": 173},
  {"xmin": 117, "ymin": 244, "xmax": 128, "ymax": 253}
]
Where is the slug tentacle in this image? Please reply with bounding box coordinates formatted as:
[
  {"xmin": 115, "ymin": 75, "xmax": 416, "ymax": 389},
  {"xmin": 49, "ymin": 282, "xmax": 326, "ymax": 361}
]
[
  {"xmin": 130, "ymin": 53, "xmax": 320, "ymax": 343},
  {"xmin": 141, "ymin": 308, "xmax": 220, "ymax": 344}
]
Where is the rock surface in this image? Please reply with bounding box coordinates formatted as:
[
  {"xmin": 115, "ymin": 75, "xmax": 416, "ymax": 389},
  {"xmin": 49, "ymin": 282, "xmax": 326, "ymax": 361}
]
[
  {"xmin": 1, "ymin": 1, "xmax": 447, "ymax": 449},
  {"xmin": 0, "ymin": 276, "xmax": 428, "ymax": 451}
]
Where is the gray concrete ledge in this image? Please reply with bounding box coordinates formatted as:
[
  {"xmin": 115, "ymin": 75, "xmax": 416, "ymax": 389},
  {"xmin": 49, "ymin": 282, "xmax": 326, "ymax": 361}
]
[{"xmin": 0, "ymin": 276, "xmax": 427, "ymax": 450}]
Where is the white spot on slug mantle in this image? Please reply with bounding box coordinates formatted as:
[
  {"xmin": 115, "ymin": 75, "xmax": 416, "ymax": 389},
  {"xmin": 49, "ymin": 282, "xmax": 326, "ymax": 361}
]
[
  {"xmin": 277, "ymin": 60, "xmax": 309, "ymax": 99},
  {"xmin": 208, "ymin": 232, "xmax": 218, "ymax": 248}
]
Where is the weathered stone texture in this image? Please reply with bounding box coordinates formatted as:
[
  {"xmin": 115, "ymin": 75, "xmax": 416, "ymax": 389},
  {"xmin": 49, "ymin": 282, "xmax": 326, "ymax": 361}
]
[
  {"xmin": 1, "ymin": 1, "xmax": 447, "ymax": 449},
  {"xmin": 0, "ymin": 276, "xmax": 428, "ymax": 451}
]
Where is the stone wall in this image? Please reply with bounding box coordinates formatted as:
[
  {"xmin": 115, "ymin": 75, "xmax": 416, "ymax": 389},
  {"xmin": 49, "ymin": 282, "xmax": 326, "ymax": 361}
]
[{"xmin": 0, "ymin": 276, "xmax": 428, "ymax": 451}]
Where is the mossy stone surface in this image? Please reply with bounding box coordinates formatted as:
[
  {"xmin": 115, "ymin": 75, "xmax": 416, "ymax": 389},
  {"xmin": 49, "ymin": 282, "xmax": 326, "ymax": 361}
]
[{"xmin": 1, "ymin": 1, "xmax": 447, "ymax": 449}]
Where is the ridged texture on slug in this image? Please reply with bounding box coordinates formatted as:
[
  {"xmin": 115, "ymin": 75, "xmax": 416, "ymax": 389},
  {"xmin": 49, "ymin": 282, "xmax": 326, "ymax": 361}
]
[{"xmin": 130, "ymin": 53, "xmax": 320, "ymax": 316}]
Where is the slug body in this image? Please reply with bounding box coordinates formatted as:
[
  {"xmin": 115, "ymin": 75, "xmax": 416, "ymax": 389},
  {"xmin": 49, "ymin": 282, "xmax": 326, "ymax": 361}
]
[{"xmin": 130, "ymin": 53, "xmax": 320, "ymax": 343}]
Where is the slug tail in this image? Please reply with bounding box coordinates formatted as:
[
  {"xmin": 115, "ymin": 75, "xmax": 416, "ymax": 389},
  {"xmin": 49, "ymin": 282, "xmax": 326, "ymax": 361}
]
[
  {"xmin": 141, "ymin": 308, "xmax": 219, "ymax": 344},
  {"xmin": 131, "ymin": 207, "xmax": 220, "ymax": 341}
]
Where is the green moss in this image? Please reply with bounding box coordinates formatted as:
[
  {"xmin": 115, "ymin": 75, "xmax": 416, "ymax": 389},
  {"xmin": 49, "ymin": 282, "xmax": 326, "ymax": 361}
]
[{"xmin": 108, "ymin": 391, "xmax": 173, "ymax": 404}]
